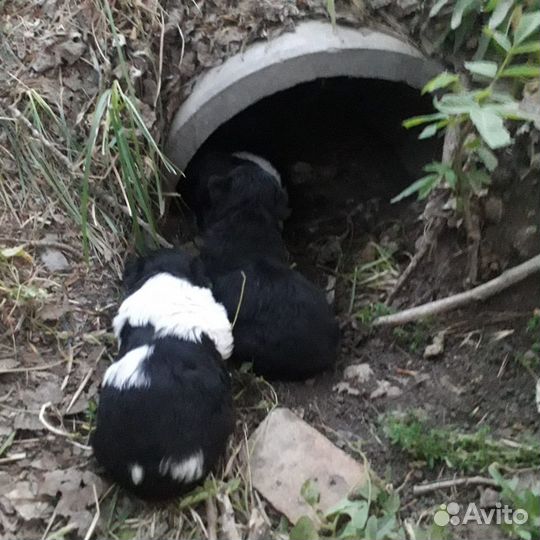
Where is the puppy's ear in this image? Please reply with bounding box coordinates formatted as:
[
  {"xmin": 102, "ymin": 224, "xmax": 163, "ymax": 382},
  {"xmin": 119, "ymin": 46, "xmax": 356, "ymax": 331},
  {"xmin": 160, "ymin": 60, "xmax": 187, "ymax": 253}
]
[
  {"xmin": 189, "ymin": 256, "xmax": 211, "ymax": 288},
  {"xmin": 207, "ymin": 174, "xmax": 232, "ymax": 206}
]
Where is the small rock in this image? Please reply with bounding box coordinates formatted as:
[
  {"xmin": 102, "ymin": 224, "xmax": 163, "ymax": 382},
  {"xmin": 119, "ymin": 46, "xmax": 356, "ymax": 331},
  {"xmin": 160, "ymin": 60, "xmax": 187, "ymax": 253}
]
[
  {"xmin": 536, "ymin": 378, "xmax": 540, "ymax": 414},
  {"xmin": 386, "ymin": 385, "xmax": 403, "ymax": 398},
  {"xmin": 514, "ymin": 225, "xmax": 538, "ymax": 258},
  {"xmin": 343, "ymin": 363, "xmax": 373, "ymax": 384},
  {"xmin": 333, "ymin": 382, "xmax": 360, "ymax": 396},
  {"xmin": 248, "ymin": 408, "xmax": 367, "ymax": 524},
  {"xmin": 40, "ymin": 248, "xmax": 70, "ymax": 272},
  {"xmin": 369, "ymin": 380, "xmax": 402, "ymax": 399},
  {"xmin": 479, "ymin": 487, "xmax": 500, "ymax": 508},
  {"xmin": 424, "ymin": 332, "xmax": 445, "ymax": 358}
]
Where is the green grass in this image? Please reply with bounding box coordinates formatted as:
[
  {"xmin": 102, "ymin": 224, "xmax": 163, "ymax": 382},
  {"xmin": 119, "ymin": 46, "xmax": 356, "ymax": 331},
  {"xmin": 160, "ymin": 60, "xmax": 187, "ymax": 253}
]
[{"xmin": 384, "ymin": 412, "xmax": 540, "ymax": 472}]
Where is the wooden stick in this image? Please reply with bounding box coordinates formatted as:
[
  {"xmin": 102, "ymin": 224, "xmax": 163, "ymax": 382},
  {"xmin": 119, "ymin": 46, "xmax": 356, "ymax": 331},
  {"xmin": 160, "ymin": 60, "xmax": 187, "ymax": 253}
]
[
  {"xmin": 374, "ymin": 254, "xmax": 540, "ymax": 327},
  {"xmin": 413, "ymin": 476, "xmax": 498, "ymax": 496}
]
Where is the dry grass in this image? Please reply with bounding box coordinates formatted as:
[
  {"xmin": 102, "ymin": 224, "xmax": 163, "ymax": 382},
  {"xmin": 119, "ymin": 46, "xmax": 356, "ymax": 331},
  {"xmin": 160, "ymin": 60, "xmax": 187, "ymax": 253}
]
[{"xmin": 0, "ymin": 2, "xmax": 300, "ymax": 536}]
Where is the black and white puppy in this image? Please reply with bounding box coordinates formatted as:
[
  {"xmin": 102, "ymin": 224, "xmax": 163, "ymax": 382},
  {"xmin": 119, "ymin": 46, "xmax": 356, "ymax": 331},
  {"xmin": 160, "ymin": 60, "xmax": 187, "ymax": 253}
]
[
  {"xmin": 91, "ymin": 249, "xmax": 234, "ymax": 500},
  {"xmin": 189, "ymin": 152, "xmax": 339, "ymax": 381}
]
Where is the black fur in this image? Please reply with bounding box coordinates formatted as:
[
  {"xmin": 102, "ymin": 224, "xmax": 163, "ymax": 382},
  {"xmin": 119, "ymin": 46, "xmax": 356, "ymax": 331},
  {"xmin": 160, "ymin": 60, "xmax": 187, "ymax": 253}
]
[
  {"xmin": 193, "ymin": 154, "xmax": 339, "ymax": 381},
  {"xmin": 91, "ymin": 249, "xmax": 234, "ymax": 500}
]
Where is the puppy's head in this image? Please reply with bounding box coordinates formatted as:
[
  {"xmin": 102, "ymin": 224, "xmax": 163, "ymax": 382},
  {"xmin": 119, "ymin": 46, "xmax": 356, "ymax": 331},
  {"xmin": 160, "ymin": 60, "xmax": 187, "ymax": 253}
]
[
  {"xmin": 123, "ymin": 249, "xmax": 209, "ymax": 293},
  {"xmin": 206, "ymin": 163, "xmax": 289, "ymax": 225}
]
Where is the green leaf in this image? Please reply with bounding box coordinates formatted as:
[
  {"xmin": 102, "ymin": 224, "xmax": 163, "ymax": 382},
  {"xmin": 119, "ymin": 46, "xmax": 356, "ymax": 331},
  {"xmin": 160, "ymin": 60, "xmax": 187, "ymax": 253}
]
[
  {"xmin": 513, "ymin": 40, "xmax": 540, "ymax": 54},
  {"xmin": 418, "ymin": 123, "xmax": 439, "ymax": 139},
  {"xmin": 500, "ymin": 64, "xmax": 540, "ymax": 78},
  {"xmin": 402, "ymin": 112, "xmax": 447, "ymax": 129},
  {"xmin": 391, "ymin": 174, "xmax": 440, "ymax": 203},
  {"xmin": 422, "ymin": 71, "xmax": 459, "ymax": 94},
  {"xmin": 486, "ymin": 28, "xmax": 512, "ymax": 51},
  {"xmin": 469, "ymin": 107, "xmax": 511, "ymax": 149},
  {"xmin": 451, "ymin": 0, "xmax": 479, "ymax": 29},
  {"xmin": 513, "ymin": 11, "xmax": 540, "ymax": 45},
  {"xmin": 465, "ymin": 60, "xmax": 498, "ymax": 78},
  {"xmin": 429, "ymin": 0, "xmax": 450, "ymax": 18},
  {"xmin": 327, "ymin": 0, "xmax": 336, "ymax": 28},
  {"xmin": 488, "ymin": 0, "xmax": 514, "ymax": 29},
  {"xmin": 381, "ymin": 492, "xmax": 401, "ymax": 515},
  {"xmin": 465, "ymin": 168, "xmax": 492, "ymax": 193},
  {"xmin": 0, "ymin": 245, "xmax": 29, "ymax": 260},
  {"xmin": 301, "ymin": 479, "xmax": 320, "ymax": 507},
  {"xmin": 290, "ymin": 516, "xmax": 319, "ymax": 540},
  {"xmin": 435, "ymin": 93, "xmax": 477, "ymax": 114},
  {"xmin": 476, "ymin": 146, "xmax": 499, "ymax": 171}
]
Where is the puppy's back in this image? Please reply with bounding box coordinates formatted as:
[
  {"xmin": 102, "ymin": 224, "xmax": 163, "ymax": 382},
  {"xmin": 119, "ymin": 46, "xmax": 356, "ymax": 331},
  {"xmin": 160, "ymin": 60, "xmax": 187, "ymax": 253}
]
[
  {"xmin": 93, "ymin": 336, "xmax": 233, "ymax": 499},
  {"xmin": 209, "ymin": 258, "xmax": 339, "ymax": 381}
]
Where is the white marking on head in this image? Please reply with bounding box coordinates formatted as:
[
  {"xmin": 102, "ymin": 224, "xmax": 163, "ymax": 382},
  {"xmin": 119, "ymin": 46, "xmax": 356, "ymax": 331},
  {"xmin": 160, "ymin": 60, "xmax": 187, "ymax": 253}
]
[
  {"xmin": 159, "ymin": 451, "xmax": 204, "ymax": 483},
  {"xmin": 113, "ymin": 274, "xmax": 233, "ymax": 360},
  {"xmin": 233, "ymin": 151, "xmax": 282, "ymax": 187},
  {"xmin": 103, "ymin": 345, "xmax": 153, "ymax": 390},
  {"xmin": 130, "ymin": 463, "xmax": 144, "ymax": 485}
]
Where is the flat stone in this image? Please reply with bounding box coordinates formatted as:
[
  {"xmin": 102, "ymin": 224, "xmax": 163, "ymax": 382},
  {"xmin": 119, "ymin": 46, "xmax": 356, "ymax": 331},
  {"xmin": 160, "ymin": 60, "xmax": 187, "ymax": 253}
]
[
  {"xmin": 40, "ymin": 248, "xmax": 70, "ymax": 272},
  {"xmin": 248, "ymin": 407, "xmax": 367, "ymax": 524}
]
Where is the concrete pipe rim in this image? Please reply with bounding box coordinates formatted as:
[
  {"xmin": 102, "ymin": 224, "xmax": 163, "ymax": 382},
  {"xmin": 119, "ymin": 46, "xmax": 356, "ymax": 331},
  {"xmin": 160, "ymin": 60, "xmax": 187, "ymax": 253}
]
[{"xmin": 165, "ymin": 20, "xmax": 441, "ymax": 186}]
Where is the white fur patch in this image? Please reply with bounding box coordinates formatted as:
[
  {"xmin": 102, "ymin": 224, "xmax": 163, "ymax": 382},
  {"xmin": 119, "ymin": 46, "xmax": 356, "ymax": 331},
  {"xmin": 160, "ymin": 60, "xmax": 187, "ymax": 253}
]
[
  {"xmin": 103, "ymin": 345, "xmax": 153, "ymax": 390},
  {"xmin": 159, "ymin": 451, "xmax": 204, "ymax": 483},
  {"xmin": 113, "ymin": 273, "xmax": 233, "ymax": 360},
  {"xmin": 130, "ymin": 463, "xmax": 144, "ymax": 485},
  {"xmin": 233, "ymin": 151, "xmax": 282, "ymax": 186}
]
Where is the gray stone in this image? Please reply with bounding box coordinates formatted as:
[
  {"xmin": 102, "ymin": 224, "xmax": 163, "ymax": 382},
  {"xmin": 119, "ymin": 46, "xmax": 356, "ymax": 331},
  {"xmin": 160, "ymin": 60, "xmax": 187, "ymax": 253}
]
[
  {"xmin": 40, "ymin": 248, "xmax": 70, "ymax": 272},
  {"xmin": 344, "ymin": 363, "xmax": 373, "ymax": 384},
  {"xmin": 248, "ymin": 407, "xmax": 367, "ymax": 524}
]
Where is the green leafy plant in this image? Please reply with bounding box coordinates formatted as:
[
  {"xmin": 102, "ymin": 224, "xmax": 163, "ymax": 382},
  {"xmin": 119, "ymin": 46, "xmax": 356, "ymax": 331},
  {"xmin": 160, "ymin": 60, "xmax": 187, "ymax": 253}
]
[
  {"xmin": 392, "ymin": 322, "xmax": 431, "ymax": 353},
  {"xmin": 289, "ymin": 477, "xmax": 446, "ymax": 540},
  {"xmin": 384, "ymin": 412, "xmax": 540, "ymax": 472},
  {"xmin": 394, "ymin": 1, "xmax": 539, "ymax": 282},
  {"xmin": 489, "ymin": 464, "xmax": 540, "ymax": 540}
]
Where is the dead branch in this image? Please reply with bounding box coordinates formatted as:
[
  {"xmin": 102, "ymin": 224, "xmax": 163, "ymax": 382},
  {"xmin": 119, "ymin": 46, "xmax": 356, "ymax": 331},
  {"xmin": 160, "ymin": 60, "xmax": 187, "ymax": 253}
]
[
  {"xmin": 374, "ymin": 253, "xmax": 540, "ymax": 327},
  {"xmin": 413, "ymin": 476, "xmax": 498, "ymax": 496}
]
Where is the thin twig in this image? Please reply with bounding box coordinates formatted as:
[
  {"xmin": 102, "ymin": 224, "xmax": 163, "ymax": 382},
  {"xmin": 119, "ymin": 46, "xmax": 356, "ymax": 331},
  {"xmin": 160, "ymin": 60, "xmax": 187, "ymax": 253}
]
[
  {"xmin": 0, "ymin": 360, "xmax": 65, "ymax": 374},
  {"xmin": 83, "ymin": 484, "xmax": 100, "ymax": 540},
  {"xmin": 38, "ymin": 401, "xmax": 92, "ymax": 451},
  {"xmin": 0, "ymin": 452, "xmax": 26, "ymax": 464},
  {"xmin": 413, "ymin": 475, "xmax": 498, "ymax": 496},
  {"xmin": 206, "ymin": 496, "xmax": 218, "ymax": 540},
  {"xmin": 374, "ymin": 253, "xmax": 540, "ymax": 326},
  {"xmin": 0, "ymin": 238, "xmax": 81, "ymax": 259}
]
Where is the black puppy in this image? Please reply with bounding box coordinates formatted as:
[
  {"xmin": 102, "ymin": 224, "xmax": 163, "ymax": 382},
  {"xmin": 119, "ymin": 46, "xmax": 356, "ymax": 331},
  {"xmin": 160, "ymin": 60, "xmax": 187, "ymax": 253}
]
[
  {"xmin": 92, "ymin": 249, "xmax": 234, "ymax": 500},
  {"xmin": 190, "ymin": 152, "xmax": 339, "ymax": 381}
]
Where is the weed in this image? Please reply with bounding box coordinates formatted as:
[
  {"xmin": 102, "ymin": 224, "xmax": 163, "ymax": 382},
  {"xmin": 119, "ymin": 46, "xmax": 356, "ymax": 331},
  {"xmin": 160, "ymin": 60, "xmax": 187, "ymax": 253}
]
[
  {"xmin": 288, "ymin": 473, "xmax": 447, "ymax": 539},
  {"xmin": 392, "ymin": 322, "xmax": 431, "ymax": 353},
  {"xmin": 355, "ymin": 303, "xmax": 395, "ymax": 325},
  {"xmin": 489, "ymin": 464, "xmax": 540, "ymax": 540},
  {"xmin": 384, "ymin": 412, "xmax": 540, "ymax": 472},
  {"xmin": 395, "ymin": 0, "xmax": 540, "ymax": 281}
]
